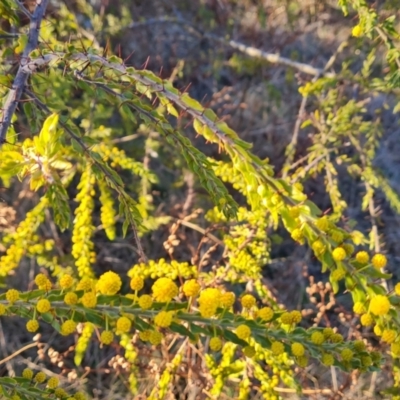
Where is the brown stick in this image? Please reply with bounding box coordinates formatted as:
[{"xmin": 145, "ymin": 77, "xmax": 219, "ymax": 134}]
[{"xmin": 0, "ymin": 0, "xmax": 49, "ymax": 145}]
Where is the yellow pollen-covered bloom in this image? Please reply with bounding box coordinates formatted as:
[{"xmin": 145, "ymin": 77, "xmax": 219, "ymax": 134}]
[
  {"xmin": 97, "ymin": 271, "xmax": 122, "ymax": 295},
  {"xmin": 182, "ymin": 279, "xmax": 201, "ymax": 297},
  {"xmin": 370, "ymin": 295, "xmax": 390, "ymax": 316},
  {"xmin": 152, "ymin": 277, "xmax": 178, "ymax": 302},
  {"xmin": 371, "ymin": 254, "xmax": 387, "ymax": 270}
]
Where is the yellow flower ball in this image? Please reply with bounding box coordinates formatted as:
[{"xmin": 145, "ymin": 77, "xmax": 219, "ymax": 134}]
[
  {"xmin": 26, "ymin": 320, "xmax": 39, "ymax": 333},
  {"xmin": 315, "ymin": 217, "xmax": 330, "ymax": 232},
  {"xmin": 116, "ymin": 316, "xmax": 132, "ymax": 333},
  {"xmin": 331, "ymin": 269, "xmax": 346, "ymax": 281},
  {"xmin": 361, "ymin": 355, "xmax": 372, "ymax": 367},
  {"xmin": 100, "ymin": 330, "xmax": 114, "ymax": 345},
  {"xmin": 60, "ymin": 320, "xmax": 77, "ymax": 336},
  {"xmin": 97, "ymin": 271, "xmax": 122, "ymax": 295},
  {"xmin": 257, "ymin": 307, "xmax": 274, "ymax": 321},
  {"xmin": 353, "ymin": 302, "xmax": 366, "ymax": 315},
  {"xmin": 360, "ymin": 314, "xmax": 373, "ymax": 326},
  {"xmin": 332, "ymin": 247, "xmax": 347, "ymax": 262},
  {"xmin": 35, "ymin": 273, "xmax": 48, "ymax": 287},
  {"xmin": 47, "ymin": 377, "xmax": 59, "ymax": 389},
  {"xmin": 291, "ymin": 228, "xmax": 304, "ymax": 243},
  {"xmin": 0, "ymin": 304, "xmax": 6, "ymax": 316},
  {"xmin": 182, "ymin": 279, "xmax": 201, "ymax": 297},
  {"xmin": 280, "ymin": 312, "xmax": 292, "ymax": 325},
  {"xmin": 353, "ymin": 340, "xmax": 366, "ymax": 352},
  {"xmin": 243, "ymin": 346, "xmax": 256, "ymax": 358},
  {"xmin": 310, "ymin": 331, "xmax": 325, "ymax": 345},
  {"xmin": 22, "ymin": 368, "xmax": 34, "ymax": 379},
  {"xmin": 36, "ymin": 299, "xmax": 51, "ymax": 314},
  {"xmin": 290, "ymin": 310, "xmax": 302, "ymax": 324},
  {"xmin": 154, "ymin": 311, "xmax": 174, "ymax": 328},
  {"xmin": 64, "ymin": 292, "xmax": 78, "ymax": 306},
  {"xmin": 271, "ymin": 341, "xmax": 284, "ymax": 356},
  {"xmin": 321, "ymin": 353, "xmax": 334, "ymax": 366},
  {"xmin": 355, "ymin": 251, "xmax": 369, "ymax": 264},
  {"xmin": 34, "ymin": 372, "xmax": 46, "ymax": 383},
  {"xmin": 149, "ymin": 330, "xmax": 163, "ymax": 345},
  {"xmin": 138, "ymin": 294, "xmax": 153, "ymax": 310},
  {"xmin": 341, "ymin": 348, "xmax": 353, "ymax": 361},
  {"xmin": 312, "ymin": 240, "xmax": 326, "ymax": 256},
  {"xmin": 81, "ymin": 292, "xmax": 97, "ymax": 308},
  {"xmin": 199, "ymin": 303, "xmax": 218, "ymax": 318},
  {"xmin": 76, "ymin": 277, "xmax": 94, "ymax": 291},
  {"xmin": 291, "ymin": 342, "xmax": 305, "ymax": 357},
  {"xmin": 322, "ymin": 327, "xmax": 334, "ymax": 339},
  {"xmin": 236, "ymin": 324, "xmax": 251, "ymax": 340},
  {"xmin": 59, "ymin": 274, "xmax": 74, "ymax": 289},
  {"xmin": 130, "ymin": 276, "xmax": 144, "ymax": 291},
  {"xmin": 395, "ymin": 282, "xmax": 400, "ymax": 296},
  {"xmin": 6, "ymin": 289, "xmax": 19, "ymax": 304},
  {"xmin": 220, "ymin": 292, "xmax": 236, "ymax": 308},
  {"xmin": 296, "ymin": 355, "xmax": 308, "ymax": 367},
  {"xmin": 352, "ymin": 24, "xmax": 363, "ymax": 37},
  {"xmin": 241, "ymin": 294, "xmax": 256, "ymax": 309},
  {"xmin": 371, "ymin": 254, "xmax": 387, "ymax": 270},
  {"xmin": 370, "ymin": 295, "xmax": 390, "ymax": 316},
  {"xmin": 39, "ymin": 279, "xmax": 52, "ymax": 291},
  {"xmin": 152, "ymin": 277, "xmax": 178, "ymax": 303},
  {"xmin": 54, "ymin": 388, "xmax": 67, "ymax": 398},
  {"xmin": 209, "ymin": 337, "xmax": 222, "ymax": 352},
  {"xmin": 391, "ymin": 342, "xmax": 400, "ymax": 357},
  {"xmin": 382, "ymin": 329, "xmax": 397, "ymax": 344},
  {"xmin": 330, "ymin": 333, "xmax": 343, "ymax": 343},
  {"xmin": 374, "ymin": 325, "xmax": 383, "ymax": 336},
  {"xmin": 139, "ymin": 330, "xmax": 151, "ymax": 341}
]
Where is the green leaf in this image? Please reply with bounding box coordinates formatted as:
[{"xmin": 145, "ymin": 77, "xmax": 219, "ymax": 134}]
[{"xmin": 170, "ymin": 322, "xmax": 196, "ymax": 341}]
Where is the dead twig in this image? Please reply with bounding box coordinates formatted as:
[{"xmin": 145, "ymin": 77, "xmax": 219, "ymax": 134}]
[{"xmin": 0, "ymin": 0, "xmax": 49, "ymax": 145}]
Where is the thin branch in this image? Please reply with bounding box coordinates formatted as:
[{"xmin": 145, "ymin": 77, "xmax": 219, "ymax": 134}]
[
  {"xmin": 15, "ymin": 0, "xmax": 33, "ymax": 19},
  {"xmin": 0, "ymin": 0, "xmax": 49, "ymax": 145},
  {"xmin": 123, "ymin": 16, "xmax": 335, "ymax": 78},
  {"xmin": 0, "ymin": 341, "xmax": 37, "ymax": 366}
]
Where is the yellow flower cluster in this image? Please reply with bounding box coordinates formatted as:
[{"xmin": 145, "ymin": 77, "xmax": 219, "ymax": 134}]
[
  {"xmin": 0, "ymin": 198, "xmax": 48, "ymax": 276},
  {"xmin": 72, "ymin": 167, "xmax": 96, "ymax": 278},
  {"xmin": 130, "ymin": 276, "xmax": 144, "ymax": 291},
  {"xmin": 128, "ymin": 259, "xmax": 197, "ymax": 281},
  {"xmin": 182, "ymin": 279, "xmax": 201, "ymax": 297},
  {"xmin": 371, "ymin": 254, "xmax": 387, "ymax": 269},
  {"xmin": 138, "ymin": 294, "xmax": 153, "ymax": 309},
  {"xmin": 236, "ymin": 324, "xmax": 251, "ymax": 340},
  {"xmin": 98, "ymin": 179, "xmax": 117, "ymax": 241},
  {"xmin": 81, "ymin": 292, "xmax": 97, "ymax": 308},
  {"xmin": 332, "ymin": 247, "xmax": 346, "ymax": 262},
  {"xmin": 96, "ymin": 271, "xmax": 122, "ymax": 295},
  {"xmin": 36, "ymin": 299, "xmax": 51, "ymax": 313},
  {"xmin": 257, "ymin": 307, "xmax": 274, "ymax": 321},
  {"xmin": 370, "ymin": 295, "xmax": 390, "ymax": 316},
  {"xmin": 101, "ymin": 330, "xmax": 114, "ymax": 345},
  {"xmin": 198, "ymin": 288, "xmax": 221, "ymax": 317},
  {"xmin": 61, "ymin": 320, "xmax": 77, "ymax": 336},
  {"xmin": 220, "ymin": 292, "xmax": 236, "ymax": 308},
  {"xmin": 241, "ymin": 294, "xmax": 256, "ymax": 309},
  {"xmin": 209, "ymin": 337, "xmax": 222, "ymax": 352},
  {"xmin": 154, "ymin": 311, "xmax": 174, "ymax": 328},
  {"xmin": 152, "ymin": 277, "xmax": 178, "ymax": 302},
  {"xmin": 116, "ymin": 316, "xmax": 132, "ymax": 333}
]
